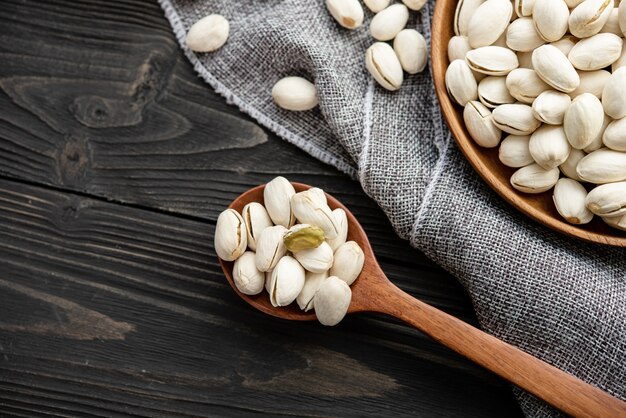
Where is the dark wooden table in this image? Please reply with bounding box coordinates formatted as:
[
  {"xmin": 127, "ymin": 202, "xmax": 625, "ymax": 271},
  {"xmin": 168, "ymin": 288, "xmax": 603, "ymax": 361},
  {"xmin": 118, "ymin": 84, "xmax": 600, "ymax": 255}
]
[{"xmin": 0, "ymin": 1, "xmax": 524, "ymax": 416}]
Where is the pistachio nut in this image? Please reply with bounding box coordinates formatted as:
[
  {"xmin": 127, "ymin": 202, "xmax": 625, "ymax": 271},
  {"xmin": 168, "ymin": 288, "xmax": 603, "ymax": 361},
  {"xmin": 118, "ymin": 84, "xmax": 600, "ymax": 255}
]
[
  {"xmin": 529, "ymin": 125, "xmax": 572, "ymax": 169},
  {"xmin": 325, "ymin": 0, "xmax": 364, "ymax": 29},
  {"xmin": 499, "ymin": 134, "xmax": 534, "ymax": 167},
  {"xmin": 272, "ymin": 77, "xmax": 319, "ymax": 111},
  {"xmin": 584, "ymin": 114, "xmax": 611, "ymax": 153},
  {"xmin": 255, "ymin": 225, "xmax": 288, "ymax": 272},
  {"xmin": 448, "ymin": 36, "xmax": 472, "ymax": 62},
  {"xmin": 568, "ymin": 33, "xmax": 623, "ymax": 71},
  {"xmin": 365, "ymin": 42, "xmax": 404, "ymax": 91},
  {"xmin": 564, "ymin": 93, "xmax": 605, "ymax": 149},
  {"xmin": 233, "ymin": 251, "xmax": 265, "ymax": 295},
  {"xmin": 603, "ymin": 214, "xmax": 626, "ymax": 231},
  {"xmin": 446, "ymin": 60, "xmax": 478, "ymax": 106},
  {"xmin": 264, "ymin": 176, "xmax": 296, "ymax": 227},
  {"xmin": 506, "ymin": 17, "xmax": 545, "ymax": 52},
  {"xmin": 514, "ymin": 0, "xmax": 535, "ymax": 17},
  {"xmin": 553, "ymin": 178, "xmax": 594, "ymax": 224},
  {"xmin": 242, "ymin": 202, "xmax": 273, "ymax": 251},
  {"xmin": 296, "ymin": 270, "xmax": 329, "ymax": 312},
  {"xmin": 294, "ymin": 241, "xmax": 334, "ymax": 273},
  {"xmin": 463, "ymin": 101, "xmax": 503, "ymax": 148},
  {"xmin": 568, "ymin": 70, "xmax": 611, "ymax": 99},
  {"xmin": 549, "ymin": 37, "xmax": 577, "ymax": 57},
  {"xmin": 492, "ymin": 103, "xmax": 541, "ymax": 135},
  {"xmin": 510, "ymin": 163, "xmax": 560, "ymax": 193},
  {"xmin": 532, "ymin": 90, "xmax": 571, "ymax": 125},
  {"xmin": 532, "ymin": 0, "xmax": 570, "ymax": 42},
  {"xmin": 517, "ymin": 51, "xmax": 534, "ymax": 69},
  {"xmin": 283, "ymin": 224, "xmax": 325, "ymax": 252},
  {"xmin": 363, "ymin": 0, "xmax": 390, "ymax": 13},
  {"xmin": 612, "ymin": 47, "xmax": 626, "ymax": 71},
  {"xmin": 326, "ymin": 208, "xmax": 348, "ymax": 251},
  {"xmin": 291, "ymin": 189, "xmax": 340, "ymax": 239},
  {"xmin": 585, "ymin": 181, "xmax": 626, "ymax": 217},
  {"xmin": 466, "ymin": 46, "xmax": 519, "ymax": 76},
  {"xmin": 620, "ymin": 0, "xmax": 626, "ymax": 37},
  {"xmin": 330, "ymin": 241, "xmax": 365, "ymax": 286},
  {"xmin": 186, "ymin": 14, "xmax": 229, "ymax": 53},
  {"xmin": 600, "ymin": 8, "xmax": 623, "ymax": 36},
  {"xmin": 454, "ymin": 0, "xmax": 486, "ymax": 36},
  {"xmin": 467, "ymin": 0, "xmax": 513, "ymax": 48},
  {"xmin": 505, "ymin": 68, "xmax": 550, "ymax": 104},
  {"xmin": 314, "ymin": 276, "xmax": 352, "ymax": 326},
  {"xmin": 568, "ymin": 0, "xmax": 613, "ymax": 38},
  {"xmin": 370, "ymin": 3, "xmax": 409, "ymax": 41},
  {"xmin": 393, "ymin": 29, "xmax": 428, "ymax": 74},
  {"xmin": 267, "ymin": 256, "xmax": 305, "ymax": 307},
  {"xmin": 532, "ymin": 45, "xmax": 580, "ymax": 93},
  {"xmin": 559, "ymin": 148, "xmax": 586, "ymax": 181},
  {"xmin": 478, "ymin": 76, "xmax": 515, "ymax": 108},
  {"xmin": 602, "ymin": 67, "xmax": 626, "ymax": 119},
  {"xmin": 603, "ymin": 117, "xmax": 626, "ymax": 151},
  {"xmin": 402, "ymin": 0, "xmax": 427, "ymax": 11},
  {"xmin": 214, "ymin": 209, "xmax": 247, "ymax": 261},
  {"xmin": 577, "ymin": 148, "xmax": 626, "ymax": 183}
]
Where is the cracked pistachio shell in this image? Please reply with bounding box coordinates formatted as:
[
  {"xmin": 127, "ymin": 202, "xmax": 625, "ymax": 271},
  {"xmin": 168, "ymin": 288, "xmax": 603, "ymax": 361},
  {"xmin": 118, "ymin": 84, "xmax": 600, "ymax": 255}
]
[
  {"xmin": 215, "ymin": 209, "xmax": 247, "ymax": 261},
  {"xmin": 577, "ymin": 148, "xmax": 626, "ymax": 183},
  {"xmin": 602, "ymin": 67, "xmax": 626, "ymax": 119},
  {"xmin": 564, "ymin": 93, "xmax": 605, "ymax": 149},
  {"xmin": 603, "ymin": 214, "xmax": 626, "ymax": 230},
  {"xmin": 603, "ymin": 117, "xmax": 626, "ymax": 151},
  {"xmin": 506, "ymin": 17, "xmax": 545, "ymax": 52},
  {"xmin": 499, "ymin": 135, "xmax": 534, "ymax": 167},
  {"xmin": 326, "ymin": 208, "xmax": 348, "ymax": 251},
  {"xmin": 370, "ymin": 4, "xmax": 409, "ymax": 41},
  {"xmin": 296, "ymin": 270, "xmax": 329, "ymax": 312},
  {"xmin": 506, "ymin": 68, "xmax": 550, "ymax": 104},
  {"xmin": 255, "ymin": 225, "xmax": 288, "ymax": 272},
  {"xmin": 242, "ymin": 202, "xmax": 273, "ymax": 251},
  {"xmin": 532, "ymin": 45, "xmax": 580, "ymax": 93},
  {"xmin": 294, "ymin": 241, "xmax": 334, "ymax": 274},
  {"xmin": 313, "ymin": 276, "xmax": 352, "ymax": 326},
  {"xmin": 529, "ymin": 125, "xmax": 572, "ymax": 169},
  {"xmin": 272, "ymin": 77, "xmax": 318, "ymax": 111},
  {"xmin": 532, "ymin": 90, "xmax": 571, "ymax": 125},
  {"xmin": 549, "ymin": 37, "xmax": 577, "ymax": 57},
  {"xmin": 533, "ymin": 0, "xmax": 570, "ymax": 42},
  {"xmin": 186, "ymin": 14, "xmax": 229, "ymax": 52},
  {"xmin": 446, "ymin": 59, "xmax": 478, "ymax": 106},
  {"xmin": 330, "ymin": 241, "xmax": 365, "ymax": 286},
  {"xmin": 553, "ymin": 178, "xmax": 594, "ymax": 224},
  {"xmin": 612, "ymin": 47, "xmax": 626, "ymax": 71},
  {"xmin": 492, "ymin": 103, "xmax": 541, "ymax": 135},
  {"xmin": 466, "ymin": 46, "xmax": 519, "ymax": 76},
  {"xmin": 478, "ymin": 76, "xmax": 515, "ymax": 108},
  {"xmin": 511, "ymin": 163, "xmax": 560, "ymax": 193},
  {"xmin": 454, "ymin": 0, "xmax": 486, "ymax": 36},
  {"xmin": 264, "ymin": 176, "xmax": 295, "ymax": 227},
  {"xmin": 365, "ymin": 42, "xmax": 403, "ymax": 91},
  {"xmin": 569, "ymin": 0, "xmax": 613, "ymax": 38},
  {"xmin": 568, "ymin": 70, "xmax": 611, "ymax": 100},
  {"xmin": 291, "ymin": 189, "xmax": 339, "ymax": 239},
  {"xmin": 283, "ymin": 224, "xmax": 325, "ymax": 252},
  {"xmin": 463, "ymin": 101, "xmax": 503, "ymax": 148},
  {"xmin": 267, "ymin": 256, "xmax": 305, "ymax": 307},
  {"xmin": 585, "ymin": 181, "xmax": 626, "ymax": 217},
  {"xmin": 394, "ymin": 29, "xmax": 428, "ymax": 74},
  {"xmin": 514, "ymin": 0, "xmax": 535, "ymax": 17},
  {"xmin": 568, "ymin": 33, "xmax": 623, "ymax": 71},
  {"xmin": 402, "ymin": 0, "xmax": 427, "ymax": 10},
  {"xmin": 325, "ymin": 0, "xmax": 364, "ymax": 29},
  {"xmin": 600, "ymin": 8, "xmax": 623, "ymax": 36},
  {"xmin": 448, "ymin": 36, "xmax": 472, "ymax": 62},
  {"xmin": 583, "ymin": 114, "xmax": 611, "ymax": 153},
  {"xmin": 467, "ymin": 0, "xmax": 512, "ymax": 48},
  {"xmin": 559, "ymin": 148, "xmax": 586, "ymax": 181},
  {"xmin": 621, "ymin": 0, "xmax": 626, "ymax": 37},
  {"xmin": 233, "ymin": 251, "xmax": 265, "ymax": 295},
  {"xmin": 363, "ymin": 0, "xmax": 390, "ymax": 13}
]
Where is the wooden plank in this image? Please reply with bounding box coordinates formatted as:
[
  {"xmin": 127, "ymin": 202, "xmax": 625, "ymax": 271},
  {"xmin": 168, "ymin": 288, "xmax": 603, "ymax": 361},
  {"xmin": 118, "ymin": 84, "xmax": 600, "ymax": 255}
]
[{"xmin": 0, "ymin": 179, "xmax": 523, "ymax": 417}]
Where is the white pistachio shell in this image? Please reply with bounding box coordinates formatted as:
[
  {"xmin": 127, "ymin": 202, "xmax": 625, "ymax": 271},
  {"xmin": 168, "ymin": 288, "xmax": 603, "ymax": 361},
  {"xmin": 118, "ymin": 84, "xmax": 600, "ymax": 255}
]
[
  {"xmin": 242, "ymin": 202, "xmax": 273, "ymax": 251},
  {"xmin": 313, "ymin": 276, "xmax": 352, "ymax": 326},
  {"xmin": 620, "ymin": 0, "xmax": 626, "ymax": 37},
  {"xmin": 529, "ymin": 125, "xmax": 572, "ymax": 169},
  {"xmin": 446, "ymin": 59, "xmax": 479, "ymax": 106},
  {"xmin": 514, "ymin": 0, "xmax": 535, "ymax": 17},
  {"xmin": 267, "ymin": 256, "xmax": 305, "ymax": 307},
  {"xmin": 583, "ymin": 114, "xmax": 611, "ymax": 153},
  {"xmin": 448, "ymin": 36, "xmax": 472, "ymax": 62},
  {"xmin": 363, "ymin": 0, "xmax": 390, "ymax": 13},
  {"xmin": 553, "ymin": 178, "xmax": 594, "ymax": 224},
  {"xmin": 325, "ymin": 0, "xmax": 364, "ymax": 29},
  {"xmin": 478, "ymin": 76, "xmax": 515, "ymax": 108},
  {"xmin": 602, "ymin": 67, "xmax": 626, "ymax": 119},
  {"xmin": 402, "ymin": 0, "xmax": 427, "ymax": 11},
  {"xmin": 505, "ymin": 68, "xmax": 550, "ymax": 104},
  {"xmin": 577, "ymin": 148, "xmax": 626, "ymax": 183},
  {"xmin": 568, "ymin": 0, "xmax": 613, "ymax": 38},
  {"xmin": 330, "ymin": 241, "xmax": 365, "ymax": 286},
  {"xmin": 463, "ymin": 101, "xmax": 503, "ymax": 148},
  {"xmin": 517, "ymin": 51, "xmax": 534, "ymax": 69},
  {"xmin": 291, "ymin": 189, "xmax": 339, "ymax": 239},
  {"xmin": 264, "ymin": 176, "xmax": 296, "ymax": 227},
  {"xmin": 499, "ymin": 135, "xmax": 534, "ymax": 167},
  {"xmin": 532, "ymin": 0, "xmax": 569, "ymax": 42},
  {"xmin": 492, "ymin": 103, "xmax": 541, "ymax": 135},
  {"xmin": 294, "ymin": 241, "xmax": 334, "ymax": 274},
  {"xmin": 532, "ymin": 90, "xmax": 571, "ymax": 125},
  {"xmin": 532, "ymin": 45, "xmax": 580, "ymax": 93},
  {"xmin": 506, "ymin": 17, "xmax": 545, "ymax": 52},
  {"xmin": 255, "ymin": 225, "xmax": 288, "ymax": 272},
  {"xmin": 565, "ymin": 0, "xmax": 585, "ymax": 7},
  {"xmin": 568, "ymin": 70, "xmax": 611, "ymax": 100},
  {"xmin": 559, "ymin": 148, "xmax": 586, "ymax": 181},
  {"xmin": 564, "ymin": 93, "xmax": 605, "ymax": 149},
  {"xmin": 467, "ymin": 0, "xmax": 513, "ymax": 48},
  {"xmin": 186, "ymin": 14, "xmax": 229, "ymax": 52},
  {"xmin": 600, "ymin": 8, "xmax": 622, "ymax": 37},
  {"xmin": 215, "ymin": 209, "xmax": 247, "ymax": 261},
  {"xmin": 327, "ymin": 208, "xmax": 348, "ymax": 251},
  {"xmin": 567, "ymin": 33, "xmax": 623, "ymax": 71},
  {"xmin": 370, "ymin": 3, "xmax": 409, "ymax": 41},
  {"xmin": 454, "ymin": 0, "xmax": 486, "ymax": 36},
  {"xmin": 272, "ymin": 77, "xmax": 319, "ymax": 111},
  {"xmin": 585, "ymin": 181, "xmax": 626, "ymax": 217},
  {"xmin": 612, "ymin": 47, "xmax": 626, "ymax": 71},
  {"xmin": 393, "ymin": 29, "xmax": 428, "ymax": 74},
  {"xmin": 365, "ymin": 42, "xmax": 404, "ymax": 91},
  {"xmin": 296, "ymin": 270, "xmax": 329, "ymax": 312},
  {"xmin": 233, "ymin": 252, "xmax": 265, "ymax": 295},
  {"xmin": 549, "ymin": 37, "xmax": 577, "ymax": 57},
  {"xmin": 603, "ymin": 117, "xmax": 626, "ymax": 151},
  {"xmin": 466, "ymin": 46, "xmax": 519, "ymax": 76},
  {"xmin": 603, "ymin": 214, "xmax": 626, "ymax": 231},
  {"xmin": 510, "ymin": 163, "xmax": 560, "ymax": 193}
]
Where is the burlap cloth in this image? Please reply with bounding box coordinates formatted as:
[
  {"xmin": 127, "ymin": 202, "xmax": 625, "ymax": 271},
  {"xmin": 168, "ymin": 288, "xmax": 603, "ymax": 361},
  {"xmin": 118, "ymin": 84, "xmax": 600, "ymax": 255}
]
[{"xmin": 158, "ymin": 1, "xmax": 626, "ymax": 415}]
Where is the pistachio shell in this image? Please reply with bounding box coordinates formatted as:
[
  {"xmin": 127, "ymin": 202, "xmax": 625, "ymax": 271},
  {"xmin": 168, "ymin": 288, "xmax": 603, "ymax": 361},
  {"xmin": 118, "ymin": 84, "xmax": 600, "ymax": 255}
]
[
  {"xmin": 214, "ymin": 209, "xmax": 247, "ymax": 261},
  {"xmin": 293, "ymin": 241, "xmax": 334, "ymax": 274},
  {"xmin": 510, "ymin": 163, "xmax": 560, "ymax": 193},
  {"xmin": 467, "ymin": 0, "xmax": 513, "ymax": 48},
  {"xmin": 499, "ymin": 134, "xmax": 534, "ymax": 167},
  {"xmin": 568, "ymin": 0, "xmax": 613, "ymax": 38},
  {"xmin": 585, "ymin": 181, "xmax": 626, "ymax": 217},
  {"xmin": 186, "ymin": 14, "xmax": 229, "ymax": 52},
  {"xmin": 466, "ymin": 46, "xmax": 519, "ymax": 76},
  {"xmin": 492, "ymin": 103, "xmax": 541, "ymax": 135},
  {"xmin": 532, "ymin": 90, "xmax": 571, "ymax": 125},
  {"xmin": 325, "ymin": 0, "xmax": 364, "ymax": 29},
  {"xmin": 577, "ymin": 148, "xmax": 626, "ymax": 183},
  {"xmin": 329, "ymin": 241, "xmax": 364, "ymax": 286},
  {"xmin": 600, "ymin": 8, "xmax": 622, "ymax": 36},
  {"xmin": 532, "ymin": 45, "xmax": 580, "ymax": 93},
  {"xmin": 272, "ymin": 77, "xmax": 319, "ymax": 111},
  {"xmin": 402, "ymin": 0, "xmax": 427, "ymax": 10},
  {"xmin": 603, "ymin": 214, "xmax": 626, "ymax": 231},
  {"xmin": 549, "ymin": 37, "xmax": 577, "ymax": 57},
  {"xmin": 463, "ymin": 101, "xmax": 503, "ymax": 147},
  {"xmin": 255, "ymin": 225, "xmax": 288, "ymax": 272},
  {"xmin": 296, "ymin": 270, "xmax": 329, "ymax": 312},
  {"xmin": 553, "ymin": 178, "xmax": 594, "ymax": 224},
  {"xmin": 242, "ymin": 202, "xmax": 273, "ymax": 251},
  {"xmin": 568, "ymin": 33, "xmax": 623, "ymax": 71},
  {"xmin": 363, "ymin": 0, "xmax": 390, "ymax": 13},
  {"xmin": 533, "ymin": 0, "xmax": 570, "ymax": 42},
  {"xmin": 506, "ymin": 17, "xmax": 545, "ymax": 52},
  {"xmin": 568, "ymin": 70, "xmax": 611, "ymax": 99},
  {"xmin": 478, "ymin": 76, "xmax": 515, "ymax": 108},
  {"xmin": 603, "ymin": 117, "xmax": 626, "ymax": 151},
  {"xmin": 514, "ymin": 0, "xmax": 535, "ymax": 17},
  {"xmin": 291, "ymin": 189, "xmax": 340, "ymax": 239},
  {"xmin": 448, "ymin": 36, "xmax": 472, "ymax": 62},
  {"xmin": 620, "ymin": 0, "xmax": 626, "ymax": 37},
  {"xmin": 529, "ymin": 125, "xmax": 572, "ymax": 169},
  {"xmin": 564, "ymin": 93, "xmax": 605, "ymax": 149},
  {"xmin": 602, "ymin": 67, "xmax": 626, "ymax": 119},
  {"xmin": 264, "ymin": 176, "xmax": 296, "ymax": 227},
  {"xmin": 559, "ymin": 148, "xmax": 586, "ymax": 181},
  {"xmin": 583, "ymin": 114, "xmax": 611, "ymax": 153},
  {"xmin": 517, "ymin": 51, "xmax": 534, "ymax": 69},
  {"xmin": 365, "ymin": 42, "xmax": 404, "ymax": 91},
  {"xmin": 505, "ymin": 68, "xmax": 550, "ymax": 104},
  {"xmin": 314, "ymin": 276, "xmax": 351, "ymax": 326},
  {"xmin": 454, "ymin": 0, "xmax": 486, "ymax": 36},
  {"xmin": 233, "ymin": 252, "xmax": 265, "ymax": 295},
  {"xmin": 446, "ymin": 59, "xmax": 479, "ymax": 106},
  {"xmin": 393, "ymin": 29, "xmax": 428, "ymax": 74},
  {"xmin": 612, "ymin": 47, "xmax": 626, "ymax": 71},
  {"xmin": 370, "ymin": 3, "xmax": 409, "ymax": 41},
  {"xmin": 326, "ymin": 208, "xmax": 348, "ymax": 251},
  {"xmin": 267, "ymin": 256, "xmax": 305, "ymax": 307}
]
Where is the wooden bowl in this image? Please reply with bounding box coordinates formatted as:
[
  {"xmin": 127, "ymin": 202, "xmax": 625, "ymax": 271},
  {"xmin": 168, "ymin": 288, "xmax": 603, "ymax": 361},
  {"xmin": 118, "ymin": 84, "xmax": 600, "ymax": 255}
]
[{"xmin": 430, "ymin": 0, "xmax": 626, "ymax": 247}]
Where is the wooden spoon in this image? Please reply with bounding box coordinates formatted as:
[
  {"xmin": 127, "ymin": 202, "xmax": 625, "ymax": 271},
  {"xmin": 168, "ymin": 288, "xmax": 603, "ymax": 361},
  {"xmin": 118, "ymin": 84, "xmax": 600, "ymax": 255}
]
[{"xmin": 219, "ymin": 183, "xmax": 626, "ymax": 417}]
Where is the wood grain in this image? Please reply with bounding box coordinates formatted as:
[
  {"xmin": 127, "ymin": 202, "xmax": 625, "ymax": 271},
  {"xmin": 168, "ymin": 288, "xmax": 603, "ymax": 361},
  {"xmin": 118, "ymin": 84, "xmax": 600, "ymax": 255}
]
[{"xmin": 431, "ymin": 0, "xmax": 626, "ymax": 247}]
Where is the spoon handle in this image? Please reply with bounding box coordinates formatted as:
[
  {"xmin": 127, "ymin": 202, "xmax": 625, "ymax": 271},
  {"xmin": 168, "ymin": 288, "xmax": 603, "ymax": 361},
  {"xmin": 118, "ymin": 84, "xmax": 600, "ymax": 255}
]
[{"xmin": 373, "ymin": 283, "xmax": 626, "ymax": 418}]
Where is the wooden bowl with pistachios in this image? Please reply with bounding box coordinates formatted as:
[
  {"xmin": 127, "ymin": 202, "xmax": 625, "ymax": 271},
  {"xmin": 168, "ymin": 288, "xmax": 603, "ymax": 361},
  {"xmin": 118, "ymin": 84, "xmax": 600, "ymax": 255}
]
[{"xmin": 431, "ymin": 0, "xmax": 626, "ymax": 247}]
